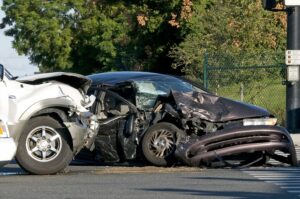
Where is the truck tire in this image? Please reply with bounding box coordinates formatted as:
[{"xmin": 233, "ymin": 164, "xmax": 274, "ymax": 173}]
[
  {"xmin": 16, "ymin": 116, "xmax": 73, "ymax": 174},
  {"xmin": 142, "ymin": 122, "xmax": 185, "ymax": 166}
]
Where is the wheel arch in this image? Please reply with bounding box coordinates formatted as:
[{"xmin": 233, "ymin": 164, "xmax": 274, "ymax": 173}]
[
  {"xmin": 19, "ymin": 98, "xmax": 73, "ymax": 121},
  {"xmin": 139, "ymin": 120, "xmax": 184, "ymax": 142},
  {"xmin": 11, "ymin": 97, "xmax": 73, "ymax": 141},
  {"xmin": 12, "ymin": 98, "xmax": 78, "ymax": 151}
]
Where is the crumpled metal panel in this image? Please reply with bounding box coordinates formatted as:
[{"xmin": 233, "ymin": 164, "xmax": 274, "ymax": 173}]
[
  {"xmin": 17, "ymin": 72, "xmax": 91, "ymax": 93},
  {"xmin": 118, "ymin": 120, "xmax": 137, "ymax": 160},
  {"xmin": 94, "ymin": 119, "xmax": 120, "ymax": 162},
  {"xmin": 171, "ymin": 91, "xmax": 271, "ymax": 122},
  {"xmin": 94, "ymin": 118, "xmax": 137, "ymax": 162}
]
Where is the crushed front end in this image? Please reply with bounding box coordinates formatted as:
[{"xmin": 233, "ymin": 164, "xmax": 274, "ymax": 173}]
[
  {"xmin": 175, "ymin": 125, "xmax": 297, "ymax": 167},
  {"xmin": 169, "ymin": 91, "xmax": 298, "ymax": 167}
]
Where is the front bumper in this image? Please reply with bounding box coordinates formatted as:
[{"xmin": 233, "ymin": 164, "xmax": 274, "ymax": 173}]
[
  {"xmin": 175, "ymin": 125, "xmax": 298, "ymax": 167},
  {"xmin": 0, "ymin": 138, "xmax": 17, "ymax": 167}
]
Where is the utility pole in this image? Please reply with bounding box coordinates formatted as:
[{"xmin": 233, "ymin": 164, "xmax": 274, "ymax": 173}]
[
  {"xmin": 263, "ymin": 0, "xmax": 300, "ymax": 133},
  {"xmin": 286, "ymin": 1, "xmax": 300, "ymax": 133}
]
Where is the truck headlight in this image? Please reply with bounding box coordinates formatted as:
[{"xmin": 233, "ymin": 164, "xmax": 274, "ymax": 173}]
[
  {"xmin": 0, "ymin": 120, "xmax": 9, "ymax": 138},
  {"xmin": 243, "ymin": 118, "xmax": 277, "ymax": 126}
]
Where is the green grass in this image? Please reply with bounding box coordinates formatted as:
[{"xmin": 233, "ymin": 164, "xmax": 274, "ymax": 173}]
[{"xmin": 210, "ymin": 81, "xmax": 286, "ymax": 125}]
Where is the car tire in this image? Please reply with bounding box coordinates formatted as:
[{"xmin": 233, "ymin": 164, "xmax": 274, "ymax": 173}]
[
  {"xmin": 16, "ymin": 116, "xmax": 73, "ymax": 175},
  {"xmin": 142, "ymin": 122, "xmax": 185, "ymax": 166}
]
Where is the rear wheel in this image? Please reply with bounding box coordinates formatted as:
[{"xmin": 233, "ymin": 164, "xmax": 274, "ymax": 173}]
[
  {"xmin": 16, "ymin": 116, "xmax": 73, "ymax": 174},
  {"xmin": 142, "ymin": 122, "xmax": 185, "ymax": 166}
]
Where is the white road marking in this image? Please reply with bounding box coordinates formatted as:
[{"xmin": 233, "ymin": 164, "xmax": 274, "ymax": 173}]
[
  {"xmin": 281, "ymin": 186, "xmax": 300, "ymax": 189},
  {"xmin": 244, "ymin": 167, "xmax": 300, "ymax": 197},
  {"xmin": 288, "ymin": 190, "xmax": 300, "ymax": 193},
  {"xmin": 0, "ymin": 172, "xmax": 26, "ymax": 176},
  {"xmin": 258, "ymin": 177, "xmax": 300, "ymax": 179},
  {"xmin": 275, "ymin": 183, "xmax": 300, "ymax": 185},
  {"xmin": 244, "ymin": 145, "xmax": 300, "ymax": 197}
]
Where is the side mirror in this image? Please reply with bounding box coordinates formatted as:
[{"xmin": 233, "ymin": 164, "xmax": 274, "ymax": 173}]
[
  {"xmin": 0, "ymin": 64, "xmax": 4, "ymax": 81},
  {"xmin": 262, "ymin": 0, "xmax": 277, "ymax": 10}
]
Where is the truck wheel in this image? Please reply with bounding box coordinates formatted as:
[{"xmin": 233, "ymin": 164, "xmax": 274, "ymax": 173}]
[
  {"xmin": 16, "ymin": 116, "xmax": 73, "ymax": 175},
  {"xmin": 142, "ymin": 122, "xmax": 185, "ymax": 166}
]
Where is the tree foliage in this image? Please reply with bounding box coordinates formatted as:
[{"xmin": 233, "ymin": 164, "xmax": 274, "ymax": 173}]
[
  {"xmin": 1, "ymin": 0, "xmax": 287, "ymax": 75},
  {"xmin": 169, "ymin": 0, "xmax": 286, "ymax": 77},
  {"xmin": 1, "ymin": 0, "xmax": 191, "ymax": 74}
]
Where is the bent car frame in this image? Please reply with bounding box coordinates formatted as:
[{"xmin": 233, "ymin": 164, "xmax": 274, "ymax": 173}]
[
  {"xmin": 88, "ymin": 71, "xmax": 297, "ymax": 167},
  {"xmin": 0, "ymin": 64, "xmax": 98, "ymax": 174}
]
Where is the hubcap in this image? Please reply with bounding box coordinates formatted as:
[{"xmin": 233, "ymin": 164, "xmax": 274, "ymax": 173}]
[
  {"xmin": 149, "ymin": 129, "xmax": 176, "ymax": 158},
  {"xmin": 25, "ymin": 126, "xmax": 62, "ymax": 162}
]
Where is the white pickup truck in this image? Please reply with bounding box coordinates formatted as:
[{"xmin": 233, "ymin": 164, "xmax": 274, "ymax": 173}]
[{"xmin": 0, "ymin": 64, "xmax": 98, "ymax": 174}]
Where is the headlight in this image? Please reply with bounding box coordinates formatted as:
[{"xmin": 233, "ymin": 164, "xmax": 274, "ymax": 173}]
[
  {"xmin": 0, "ymin": 120, "xmax": 9, "ymax": 138},
  {"xmin": 243, "ymin": 118, "xmax": 277, "ymax": 126}
]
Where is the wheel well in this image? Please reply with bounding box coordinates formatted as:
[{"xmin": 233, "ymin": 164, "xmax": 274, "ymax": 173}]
[
  {"xmin": 155, "ymin": 119, "xmax": 183, "ymax": 131},
  {"xmin": 140, "ymin": 120, "xmax": 184, "ymax": 142},
  {"xmin": 31, "ymin": 107, "xmax": 69, "ymax": 122}
]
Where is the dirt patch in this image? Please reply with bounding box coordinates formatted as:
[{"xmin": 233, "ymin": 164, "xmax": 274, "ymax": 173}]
[{"xmin": 93, "ymin": 166, "xmax": 202, "ymax": 174}]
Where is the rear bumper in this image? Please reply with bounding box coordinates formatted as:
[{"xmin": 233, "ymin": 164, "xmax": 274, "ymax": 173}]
[
  {"xmin": 0, "ymin": 138, "xmax": 17, "ymax": 167},
  {"xmin": 175, "ymin": 125, "xmax": 298, "ymax": 167}
]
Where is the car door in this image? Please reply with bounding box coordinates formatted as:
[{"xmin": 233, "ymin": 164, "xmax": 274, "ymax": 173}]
[{"xmin": 91, "ymin": 88, "xmax": 139, "ymax": 161}]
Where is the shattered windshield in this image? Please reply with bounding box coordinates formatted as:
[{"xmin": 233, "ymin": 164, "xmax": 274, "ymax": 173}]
[{"xmin": 134, "ymin": 77, "xmax": 202, "ymax": 109}]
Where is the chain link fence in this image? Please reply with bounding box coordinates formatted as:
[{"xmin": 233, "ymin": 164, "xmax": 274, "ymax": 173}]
[{"xmin": 201, "ymin": 51, "xmax": 286, "ymax": 125}]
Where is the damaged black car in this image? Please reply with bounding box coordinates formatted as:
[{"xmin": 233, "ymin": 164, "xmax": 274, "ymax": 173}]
[{"xmin": 87, "ymin": 71, "xmax": 297, "ymax": 168}]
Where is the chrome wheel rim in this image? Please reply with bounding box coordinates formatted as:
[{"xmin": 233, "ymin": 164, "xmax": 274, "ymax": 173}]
[
  {"xmin": 149, "ymin": 129, "xmax": 176, "ymax": 158},
  {"xmin": 25, "ymin": 126, "xmax": 62, "ymax": 162}
]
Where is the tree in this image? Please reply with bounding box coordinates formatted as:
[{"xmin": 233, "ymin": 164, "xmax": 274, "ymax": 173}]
[
  {"xmin": 1, "ymin": 0, "xmax": 287, "ymax": 75},
  {"xmin": 169, "ymin": 0, "xmax": 286, "ymax": 77},
  {"xmin": 1, "ymin": 0, "xmax": 191, "ymax": 74}
]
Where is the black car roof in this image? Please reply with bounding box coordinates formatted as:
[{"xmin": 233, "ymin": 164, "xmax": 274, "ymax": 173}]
[{"xmin": 88, "ymin": 71, "xmax": 179, "ymax": 85}]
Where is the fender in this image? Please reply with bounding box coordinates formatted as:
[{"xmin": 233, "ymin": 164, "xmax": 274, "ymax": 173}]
[
  {"xmin": 9, "ymin": 97, "xmax": 89, "ymax": 153},
  {"xmin": 19, "ymin": 97, "xmax": 74, "ymax": 121},
  {"xmin": 9, "ymin": 100, "xmax": 71, "ymax": 141}
]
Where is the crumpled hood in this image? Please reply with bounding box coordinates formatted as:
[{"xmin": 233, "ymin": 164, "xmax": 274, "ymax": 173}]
[
  {"xmin": 17, "ymin": 72, "xmax": 92, "ymax": 93},
  {"xmin": 171, "ymin": 91, "xmax": 271, "ymax": 122}
]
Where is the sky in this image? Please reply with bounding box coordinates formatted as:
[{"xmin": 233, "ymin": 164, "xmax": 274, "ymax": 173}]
[{"xmin": 0, "ymin": 0, "xmax": 39, "ymax": 76}]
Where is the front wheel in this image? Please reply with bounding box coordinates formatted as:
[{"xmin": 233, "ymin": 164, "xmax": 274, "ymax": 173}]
[
  {"xmin": 142, "ymin": 122, "xmax": 185, "ymax": 166},
  {"xmin": 16, "ymin": 116, "xmax": 73, "ymax": 174}
]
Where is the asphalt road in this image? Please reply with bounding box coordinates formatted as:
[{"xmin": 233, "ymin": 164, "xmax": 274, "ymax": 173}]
[{"xmin": 0, "ymin": 162, "xmax": 299, "ymax": 199}]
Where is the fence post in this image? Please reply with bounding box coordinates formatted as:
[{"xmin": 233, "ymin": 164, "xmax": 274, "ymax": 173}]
[
  {"xmin": 203, "ymin": 52, "xmax": 208, "ymax": 89},
  {"xmin": 240, "ymin": 83, "xmax": 244, "ymax": 102}
]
